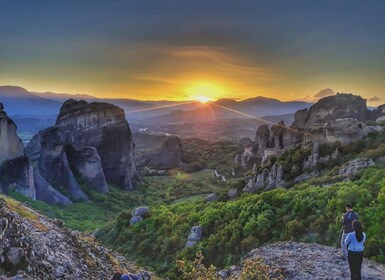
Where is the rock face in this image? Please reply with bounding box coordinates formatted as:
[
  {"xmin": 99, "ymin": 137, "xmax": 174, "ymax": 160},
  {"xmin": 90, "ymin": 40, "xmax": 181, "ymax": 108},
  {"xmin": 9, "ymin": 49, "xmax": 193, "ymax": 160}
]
[
  {"xmin": 291, "ymin": 94, "xmax": 380, "ymax": 143},
  {"xmin": 292, "ymin": 94, "xmax": 368, "ymax": 130},
  {"xmin": 23, "ymin": 100, "xmax": 141, "ymax": 205},
  {"xmin": 224, "ymin": 242, "xmax": 385, "ymax": 280},
  {"xmin": 185, "ymin": 226, "xmax": 202, "ymax": 248},
  {"xmin": 0, "ymin": 156, "xmax": 36, "ymax": 200},
  {"xmin": 0, "ymin": 197, "xmax": 157, "ymax": 279},
  {"xmin": 0, "ymin": 105, "xmax": 23, "ymax": 164},
  {"xmin": 56, "ymin": 99, "xmax": 140, "ymax": 191},
  {"xmin": 339, "ymin": 158, "xmax": 375, "ymax": 176},
  {"xmin": 0, "ymin": 106, "xmax": 36, "ymax": 200},
  {"xmin": 137, "ymin": 136, "xmax": 184, "ymax": 171},
  {"xmin": 245, "ymin": 163, "xmax": 284, "ymax": 193}
]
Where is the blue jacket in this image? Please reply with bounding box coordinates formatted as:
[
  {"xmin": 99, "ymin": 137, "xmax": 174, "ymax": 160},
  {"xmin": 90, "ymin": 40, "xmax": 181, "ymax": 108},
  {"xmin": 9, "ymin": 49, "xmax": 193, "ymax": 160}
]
[
  {"xmin": 343, "ymin": 211, "xmax": 358, "ymax": 233},
  {"xmin": 344, "ymin": 231, "xmax": 366, "ymax": 252}
]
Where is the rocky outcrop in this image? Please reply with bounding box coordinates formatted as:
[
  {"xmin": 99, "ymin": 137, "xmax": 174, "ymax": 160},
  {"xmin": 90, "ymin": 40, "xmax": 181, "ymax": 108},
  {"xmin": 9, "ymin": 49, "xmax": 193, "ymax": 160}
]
[
  {"xmin": 294, "ymin": 171, "xmax": 319, "ymax": 183},
  {"xmin": 339, "ymin": 158, "xmax": 375, "ymax": 176},
  {"xmin": 35, "ymin": 127, "xmax": 88, "ymax": 201},
  {"xmin": 33, "ymin": 171, "xmax": 72, "ymax": 206},
  {"xmin": 137, "ymin": 136, "xmax": 184, "ymax": 171},
  {"xmin": 0, "ymin": 156, "xmax": 36, "ymax": 200},
  {"xmin": 130, "ymin": 207, "xmax": 150, "ymax": 226},
  {"xmin": 0, "ymin": 106, "xmax": 36, "ymax": 200},
  {"xmin": 0, "ymin": 104, "xmax": 23, "ymax": 164},
  {"xmin": 56, "ymin": 99, "xmax": 140, "ymax": 190},
  {"xmin": 206, "ymin": 193, "xmax": 219, "ymax": 203},
  {"xmin": 0, "ymin": 197, "xmax": 157, "ymax": 279},
  {"xmin": 244, "ymin": 163, "xmax": 284, "ymax": 193},
  {"xmin": 255, "ymin": 122, "xmax": 303, "ymax": 162},
  {"xmin": 222, "ymin": 242, "xmax": 385, "ymax": 280},
  {"xmin": 185, "ymin": 226, "xmax": 202, "ymax": 248},
  {"xmin": 292, "ymin": 94, "xmax": 368, "ymax": 130},
  {"xmin": 291, "ymin": 94, "xmax": 381, "ymax": 143},
  {"xmin": 65, "ymin": 145, "xmax": 108, "ymax": 193}
]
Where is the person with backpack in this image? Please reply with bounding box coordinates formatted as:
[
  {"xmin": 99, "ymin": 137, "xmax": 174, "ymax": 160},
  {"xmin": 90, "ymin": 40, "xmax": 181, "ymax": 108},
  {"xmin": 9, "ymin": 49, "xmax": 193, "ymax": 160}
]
[
  {"xmin": 345, "ymin": 220, "xmax": 366, "ymax": 280},
  {"xmin": 341, "ymin": 204, "xmax": 359, "ymax": 259}
]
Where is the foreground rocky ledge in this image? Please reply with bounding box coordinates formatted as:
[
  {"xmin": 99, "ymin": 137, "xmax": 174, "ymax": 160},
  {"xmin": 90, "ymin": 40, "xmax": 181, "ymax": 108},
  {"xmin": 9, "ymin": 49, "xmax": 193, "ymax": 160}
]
[
  {"xmin": 0, "ymin": 196, "xmax": 158, "ymax": 280},
  {"xmin": 224, "ymin": 242, "xmax": 385, "ymax": 280}
]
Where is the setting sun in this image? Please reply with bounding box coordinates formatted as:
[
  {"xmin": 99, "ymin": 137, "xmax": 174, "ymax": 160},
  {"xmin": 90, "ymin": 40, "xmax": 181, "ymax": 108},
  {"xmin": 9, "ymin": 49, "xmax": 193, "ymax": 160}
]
[
  {"xmin": 194, "ymin": 95, "xmax": 213, "ymax": 103},
  {"xmin": 185, "ymin": 81, "xmax": 227, "ymax": 102}
]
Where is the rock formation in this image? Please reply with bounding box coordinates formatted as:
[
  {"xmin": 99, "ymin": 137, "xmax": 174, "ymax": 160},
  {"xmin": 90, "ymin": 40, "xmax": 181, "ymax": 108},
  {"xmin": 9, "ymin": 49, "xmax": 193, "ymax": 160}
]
[
  {"xmin": 291, "ymin": 94, "xmax": 381, "ymax": 143},
  {"xmin": 338, "ymin": 158, "xmax": 375, "ymax": 176},
  {"xmin": 0, "ymin": 105, "xmax": 36, "ymax": 200},
  {"xmin": 23, "ymin": 99, "xmax": 141, "ymax": 205},
  {"xmin": 221, "ymin": 242, "xmax": 385, "ymax": 280},
  {"xmin": 130, "ymin": 207, "xmax": 150, "ymax": 226},
  {"xmin": 0, "ymin": 197, "xmax": 156, "ymax": 279},
  {"xmin": 0, "ymin": 156, "xmax": 36, "ymax": 200},
  {"xmin": 137, "ymin": 136, "xmax": 184, "ymax": 171},
  {"xmin": 185, "ymin": 226, "xmax": 202, "ymax": 248},
  {"xmin": 0, "ymin": 104, "xmax": 23, "ymax": 164},
  {"xmin": 56, "ymin": 99, "xmax": 140, "ymax": 190}
]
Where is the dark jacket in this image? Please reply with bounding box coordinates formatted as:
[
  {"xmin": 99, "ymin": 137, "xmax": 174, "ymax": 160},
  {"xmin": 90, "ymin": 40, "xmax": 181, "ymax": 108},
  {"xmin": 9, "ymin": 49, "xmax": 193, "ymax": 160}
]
[{"xmin": 343, "ymin": 211, "xmax": 359, "ymax": 233}]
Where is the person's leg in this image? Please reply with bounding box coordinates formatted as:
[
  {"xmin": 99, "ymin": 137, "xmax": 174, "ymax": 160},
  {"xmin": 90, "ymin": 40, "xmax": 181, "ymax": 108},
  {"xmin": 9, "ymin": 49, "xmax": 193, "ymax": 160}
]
[
  {"xmin": 348, "ymin": 251, "xmax": 355, "ymax": 280},
  {"xmin": 357, "ymin": 252, "xmax": 363, "ymax": 280},
  {"xmin": 341, "ymin": 233, "xmax": 348, "ymax": 258}
]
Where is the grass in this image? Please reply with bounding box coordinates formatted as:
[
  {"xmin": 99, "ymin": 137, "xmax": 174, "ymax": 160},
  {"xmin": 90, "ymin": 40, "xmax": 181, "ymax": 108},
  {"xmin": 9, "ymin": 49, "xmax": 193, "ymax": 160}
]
[{"xmin": 9, "ymin": 170, "xmax": 225, "ymax": 232}]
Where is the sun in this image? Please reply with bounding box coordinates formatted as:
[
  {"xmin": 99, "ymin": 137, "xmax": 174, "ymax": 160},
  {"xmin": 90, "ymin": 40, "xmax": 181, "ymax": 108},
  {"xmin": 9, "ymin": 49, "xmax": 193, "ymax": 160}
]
[
  {"xmin": 194, "ymin": 95, "xmax": 213, "ymax": 103},
  {"xmin": 184, "ymin": 81, "xmax": 227, "ymax": 103}
]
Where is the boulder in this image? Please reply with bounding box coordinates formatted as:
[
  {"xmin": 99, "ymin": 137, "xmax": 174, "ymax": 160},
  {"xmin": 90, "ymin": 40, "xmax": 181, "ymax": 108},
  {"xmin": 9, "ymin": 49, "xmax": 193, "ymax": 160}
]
[
  {"xmin": 185, "ymin": 226, "xmax": 202, "ymax": 248},
  {"xmin": 56, "ymin": 99, "xmax": 140, "ymax": 191},
  {"xmin": 130, "ymin": 207, "xmax": 150, "ymax": 225},
  {"xmin": 206, "ymin": 193, "xmax": 219, "ymax": 203},
  {"xmin": 227, "ymin": 188, "xmax": 239, "ymax": 200}
]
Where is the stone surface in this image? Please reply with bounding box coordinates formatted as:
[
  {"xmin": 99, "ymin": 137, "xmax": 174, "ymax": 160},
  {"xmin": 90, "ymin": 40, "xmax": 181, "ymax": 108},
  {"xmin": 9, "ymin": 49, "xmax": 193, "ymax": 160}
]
[
  {"xmin": 294, "ymin": 171, "xmax": 320, "ymax": 183},
  {"xmin": 33, "ymin": 171, "xmax": 72, "ymax": 206},
  {"xmin": 0, "ymin": 198, "xmax": 157, "ymax": 279},
  {"xmin": 0, "ymin": 107, "xmax": 23, "ymax": 164},
  {"xmin": 0, "ymin": 156, "xmax": 36, "ymax": 200},
  {"xmin": 206, "ymin": 193, "xmax": 219, "ymax": 203},
  {"xmin": 37, "ymin": 127, "xmax": 88, "ymax": 201},
  {"xmin": 56, "ymin": 99, "xmax": 140, "ymax": 190},
  {"xmin": 130, "ymin": 207, "xmax": 150, "ymax": 226},
  {"xmin": 339, "ymin": 158, "xmax": 375, "ymax": 176},
  {"xmin": 226, "ymin": 242, "xmax": 385, "ymax": 280},
  {"xmin": 185, "ymin": 226, "xmax": 202, "ymax": 248},
  {"xmin": 65, "ymin": 145, "xmax": 109, "ymax": 193},
  {"xmin": 227, "ymin": 188, "xmax": 239, "ymax": 200}
]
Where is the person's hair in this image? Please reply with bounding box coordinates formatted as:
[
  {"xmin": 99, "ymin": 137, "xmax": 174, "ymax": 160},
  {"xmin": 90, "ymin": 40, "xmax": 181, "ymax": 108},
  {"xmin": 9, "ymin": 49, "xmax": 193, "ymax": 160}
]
[
  {"xmin": 352, "ymin": 219, "xmax": 364, "ymax": 242},
  {"xmin": 111, "ymin": 272, "xmax": 122, "ymax": 280},
  {"xmin": 346, "ymin": 203, "xmax": 353, "ymax": 209}
]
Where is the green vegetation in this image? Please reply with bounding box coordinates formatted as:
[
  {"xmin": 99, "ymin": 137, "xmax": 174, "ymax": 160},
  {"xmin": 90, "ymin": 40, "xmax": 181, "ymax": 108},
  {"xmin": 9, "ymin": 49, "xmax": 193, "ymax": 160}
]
[
  {"xmin": 10, "ymin": 170, "xmax": 224, "ymax": 232},
  {"xmin": 96, "ymin": 167, "xmax": 385, "ymax": 279}
]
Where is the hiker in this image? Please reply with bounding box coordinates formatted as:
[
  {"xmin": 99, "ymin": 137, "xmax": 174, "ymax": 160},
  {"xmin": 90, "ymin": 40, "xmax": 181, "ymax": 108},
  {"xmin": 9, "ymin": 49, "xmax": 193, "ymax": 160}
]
[
  {"xmin": 341, "ymin": 204, "xmax": 359, "ymax": 259},
  {"xmin": 345, "ymin": 220, "xmax": 366, "ymax": 280}
]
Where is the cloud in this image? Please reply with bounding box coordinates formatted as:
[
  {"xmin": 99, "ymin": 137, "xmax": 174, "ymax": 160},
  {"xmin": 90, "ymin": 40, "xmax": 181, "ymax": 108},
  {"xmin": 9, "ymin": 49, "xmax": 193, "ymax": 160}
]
[
  {"xmin": 368, "ymin": 96, "xmax": 381, "ymax": 102},
  {"xmin": 314, "ymin": 88, "xmax": 335, "ymax": 98}
]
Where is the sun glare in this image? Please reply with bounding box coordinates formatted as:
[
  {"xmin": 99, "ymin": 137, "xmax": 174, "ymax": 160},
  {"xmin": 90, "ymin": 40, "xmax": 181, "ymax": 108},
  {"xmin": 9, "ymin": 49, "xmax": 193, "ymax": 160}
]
[
  {"xmin": 194, "ymin": 95, "xmax": 213, "ymax": 103},
  {"xmin": 185, "ymin": 81, "xmax": 226, "ymax": 103}
]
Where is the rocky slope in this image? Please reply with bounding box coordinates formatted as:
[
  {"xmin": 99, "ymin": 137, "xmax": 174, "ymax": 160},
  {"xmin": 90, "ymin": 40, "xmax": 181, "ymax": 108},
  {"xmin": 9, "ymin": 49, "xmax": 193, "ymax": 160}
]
[
  {"xmin": 0, "ymin": 195, "xmax": 158, "ymax": 280},
  {"xmin": 223, "ymin": 242, "xmax": 385, "ymax": 280}
]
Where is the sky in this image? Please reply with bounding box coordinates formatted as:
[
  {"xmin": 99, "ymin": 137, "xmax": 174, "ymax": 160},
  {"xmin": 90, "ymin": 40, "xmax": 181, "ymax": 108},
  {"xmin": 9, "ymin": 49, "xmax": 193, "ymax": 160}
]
[{"xmin": 1, "ymin": 0, "xmax": 385, "ymax": 104}]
